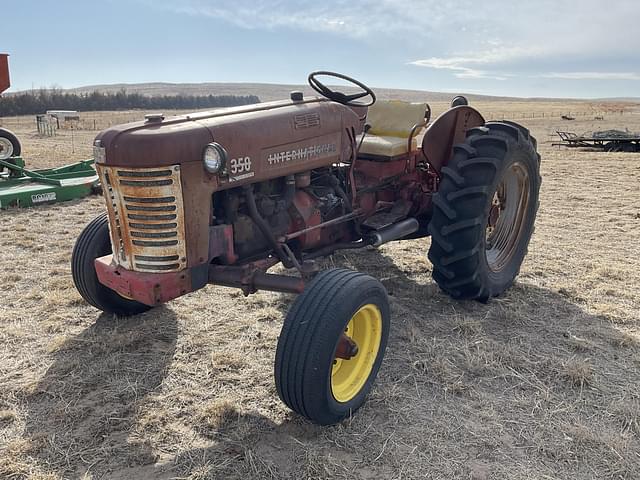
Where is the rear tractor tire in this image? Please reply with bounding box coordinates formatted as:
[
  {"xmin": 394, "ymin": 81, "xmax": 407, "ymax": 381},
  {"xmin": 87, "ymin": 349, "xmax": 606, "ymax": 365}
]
[
  {"xmin": 275, "ymin": 269, "xmax": 390, "ymax": 425},
  {"xmin": 0, "ymin": 128, "xmax": 21, "ymax": 161},
  {"xmin": 71, "ymin": 213, "xmax": 152, "ymax": 316},
  {"xmin": 428, "ymin": 121, "xmax": 541, "ymax": 301}
]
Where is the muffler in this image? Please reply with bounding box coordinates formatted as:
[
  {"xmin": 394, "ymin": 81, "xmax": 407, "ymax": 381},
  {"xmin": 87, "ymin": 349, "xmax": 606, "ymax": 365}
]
[{"xmin": 369, "ymin": 218, "xmax": 419, "ymax": 247}]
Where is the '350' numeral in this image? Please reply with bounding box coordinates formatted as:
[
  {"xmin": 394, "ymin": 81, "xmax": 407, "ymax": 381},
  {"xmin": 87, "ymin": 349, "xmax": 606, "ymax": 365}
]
[{"xmin": 229, "ymin": 157, "xmax": 251, "ymax": 174}]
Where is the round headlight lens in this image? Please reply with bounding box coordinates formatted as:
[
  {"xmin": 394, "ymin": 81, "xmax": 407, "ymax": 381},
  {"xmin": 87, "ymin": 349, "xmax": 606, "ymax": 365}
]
[{"xmin": 203, "ymin": 143, "xmax": 227, "ymax": 174}]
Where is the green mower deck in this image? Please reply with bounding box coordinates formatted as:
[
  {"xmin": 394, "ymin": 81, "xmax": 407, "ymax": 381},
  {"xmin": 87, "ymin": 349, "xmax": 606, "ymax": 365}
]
[{"xmin": 0, "ymin": 158, "xmax": 99, "ymax": 209}]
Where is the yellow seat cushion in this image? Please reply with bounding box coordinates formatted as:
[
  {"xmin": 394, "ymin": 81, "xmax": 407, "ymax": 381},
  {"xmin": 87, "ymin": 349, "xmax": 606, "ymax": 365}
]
[
  {"xmin": 367, "ymin": 100, "xmax": 428, "ymax": 138},
  {"xmin": 359, "ymin": 100, "xmax": 427, "ymax": 157},
  {"xmin": 358, "ymin": 135, "xmax": 419, "ymax": 157}
]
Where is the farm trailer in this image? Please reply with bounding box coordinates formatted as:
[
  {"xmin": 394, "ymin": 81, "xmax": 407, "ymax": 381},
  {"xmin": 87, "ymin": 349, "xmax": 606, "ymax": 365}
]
[{"xmin": 554, "ymin": 130, "xmax": 640, "ymax": 152}]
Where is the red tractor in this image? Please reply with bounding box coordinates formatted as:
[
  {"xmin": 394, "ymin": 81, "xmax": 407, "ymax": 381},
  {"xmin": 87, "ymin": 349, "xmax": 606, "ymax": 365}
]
[{"xmin": 72, "ymin": 72, "xmax": 541, "ymax": 425}]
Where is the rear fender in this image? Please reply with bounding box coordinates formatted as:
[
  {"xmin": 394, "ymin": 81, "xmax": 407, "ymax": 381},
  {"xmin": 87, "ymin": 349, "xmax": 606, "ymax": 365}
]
[{"xmin": 421, "ymin": 106, "xmax": 485, "ymax": 173}]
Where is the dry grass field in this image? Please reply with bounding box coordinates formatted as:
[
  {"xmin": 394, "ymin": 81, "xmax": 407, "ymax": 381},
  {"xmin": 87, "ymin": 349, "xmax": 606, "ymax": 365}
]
[{"xmin": 1, "ymin": 99, "xmax": 639, "ymax": 479}]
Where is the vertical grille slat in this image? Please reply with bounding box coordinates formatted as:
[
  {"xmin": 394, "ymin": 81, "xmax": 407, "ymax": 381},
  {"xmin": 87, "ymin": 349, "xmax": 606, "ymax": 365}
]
[{"xmin": 97, "ymin": 165, "xmax": 187, "ymax": 273}]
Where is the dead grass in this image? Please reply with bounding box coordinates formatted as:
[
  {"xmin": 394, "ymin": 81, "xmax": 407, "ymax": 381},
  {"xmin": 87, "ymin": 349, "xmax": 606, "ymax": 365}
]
[{"xmin": 1, "ymin": 101, "xmax": 640, "ymax": 479}]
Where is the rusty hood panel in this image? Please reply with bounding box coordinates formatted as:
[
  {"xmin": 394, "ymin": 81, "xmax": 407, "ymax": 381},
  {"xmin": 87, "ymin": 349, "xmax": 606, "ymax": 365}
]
[{"xmin": 95, "ymin": 97, "xmax": 363, "ymax": 180}]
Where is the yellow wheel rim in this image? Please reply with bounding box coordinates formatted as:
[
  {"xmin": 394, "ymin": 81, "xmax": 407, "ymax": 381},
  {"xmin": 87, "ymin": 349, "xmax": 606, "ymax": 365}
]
[{"xmin": 331, "ymin": 303, "xmax": 383, "ymax": 403}]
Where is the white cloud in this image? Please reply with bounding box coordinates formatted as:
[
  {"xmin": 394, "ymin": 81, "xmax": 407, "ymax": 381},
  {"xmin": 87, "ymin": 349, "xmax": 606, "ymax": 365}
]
[
  {"xmin": 153, "ymin": 0, "xmax": 433, "ymax": 39},
  {"xmin": 540, "ymin": 72, "xmax": 640, "ymax": 81},
  {"xmin": 409, "ymin": 46, "xmax": 543, "ymax": 80},
  {"xmin": 142, "ymin": 0, "xmax": 640, "ymax": 87},
  {"xmin": 409, "ymin": 58, "xmax": 506, "ymax": 80}
]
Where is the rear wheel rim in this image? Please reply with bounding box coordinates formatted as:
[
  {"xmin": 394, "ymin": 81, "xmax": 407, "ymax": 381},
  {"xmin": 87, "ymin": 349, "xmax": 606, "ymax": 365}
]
[
  {"xmin": 331, "ymin": 304, "xmax": 382, "ymax": 403},
  {"xmin": 485, "ymin": 162, "xmax": 530, "ymax": 272},
  {"xmin": 0, "ymin": 137, "xmax": 13, "ymax": 160}
]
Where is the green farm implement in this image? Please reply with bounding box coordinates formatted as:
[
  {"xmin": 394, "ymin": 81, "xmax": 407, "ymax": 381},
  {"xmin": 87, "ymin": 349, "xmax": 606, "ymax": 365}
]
[
  {"xmin": 0, "ymin": 53, "xmax": 100, "ymax": 209},
  {"xmin": 0, "ymin": 157, "xmax": 100, "ymax": 208}
]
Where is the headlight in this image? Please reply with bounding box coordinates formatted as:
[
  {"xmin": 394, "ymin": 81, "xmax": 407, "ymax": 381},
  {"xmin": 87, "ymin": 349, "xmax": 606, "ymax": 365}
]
[{"xmin": 203, "ymin": 143, "xmax": 227, "ymax": 174}]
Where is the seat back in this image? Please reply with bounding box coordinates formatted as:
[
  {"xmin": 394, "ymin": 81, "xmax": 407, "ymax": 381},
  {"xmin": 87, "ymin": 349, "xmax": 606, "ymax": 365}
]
[{"xmin": 366, "ymin": 100, "xmax": 428, "ymax": 138}]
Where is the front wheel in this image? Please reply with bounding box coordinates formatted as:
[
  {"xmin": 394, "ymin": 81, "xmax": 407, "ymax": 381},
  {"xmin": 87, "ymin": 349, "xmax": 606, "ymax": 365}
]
[
  {"xmin": 71, "ymin": 213, "xmax": 152, "ymax": 316},
  {"xmin": 428, "ymin": 121, "xmax": 541, "ymax": 301},
  {"xmin": 275, "ymin": 269, "xmax": 390, "ymax": 425}
]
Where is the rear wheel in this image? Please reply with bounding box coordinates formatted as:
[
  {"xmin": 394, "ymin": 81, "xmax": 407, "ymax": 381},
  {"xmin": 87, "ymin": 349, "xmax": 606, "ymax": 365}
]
[
  {"xmin": 275, "ymin": 269, "xmax": 390, "ymax": 425},
  {"xmin": 72, "ymin": 213, "xmax": 152, "ymax": 316},
  {"xmin": 428, "ymin": 122, "xmax": 541, "ymax": 300},
  {"xmin": 0, "ymin": 128, "xmax": 21, "ymax": 160}
]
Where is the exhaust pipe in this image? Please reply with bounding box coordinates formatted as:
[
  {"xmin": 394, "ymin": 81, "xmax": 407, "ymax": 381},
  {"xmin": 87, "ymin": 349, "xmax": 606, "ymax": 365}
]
[{"xmin": 370, "ymin": 218, "xmax": 419, "ymax": 247}]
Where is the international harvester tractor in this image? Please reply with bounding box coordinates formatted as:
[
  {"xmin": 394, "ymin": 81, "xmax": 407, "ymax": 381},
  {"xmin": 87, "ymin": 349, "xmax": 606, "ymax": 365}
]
[{"xmin": 72, "ymin": 72, "xmax": 541, "ymax": 425}]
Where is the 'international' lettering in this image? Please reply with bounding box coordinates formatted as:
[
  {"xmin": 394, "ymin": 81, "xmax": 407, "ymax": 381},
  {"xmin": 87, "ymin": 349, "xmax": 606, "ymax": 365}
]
[{"xmin": 267, "ymin": 143, "xmax": 337, "ymax": 166}]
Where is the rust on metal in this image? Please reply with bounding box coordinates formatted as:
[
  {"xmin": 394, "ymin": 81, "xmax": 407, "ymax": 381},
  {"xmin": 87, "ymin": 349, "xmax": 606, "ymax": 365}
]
[
  {"xmin": 283, "ymin": 208, "xmax": 364, "ymax": 242},
  {"xmin": 335, "ymin": 333, "xmax": 359, "ymax": 360},
  {"xmin": 208, "ymin": 224, "xmax": 237, "ymax": 264},
  {"xmin": 94, "ymin": 254, "xmax": 192, "ymax": 305},
  {"xmin": 422, "ymin": 105, "xmax": 485, "ymax": 172},
  {"xmin": 209, "ymin": 263, "xmax": 305, "ymax": 295},
  {"xmin": 97, "ymin": 165, "xmax": 188, "ymax": 273}
]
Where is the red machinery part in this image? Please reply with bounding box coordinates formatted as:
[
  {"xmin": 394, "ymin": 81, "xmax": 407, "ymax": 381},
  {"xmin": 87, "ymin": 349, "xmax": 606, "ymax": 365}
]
[
  {"xmin": 95, "ymin": 254, "xmax": 194, "ymax": 306},
  {"xmin": 0, "ymin": 54, "xmax": 10, "ymax": 95},
  {"xmin": 95, "ymin": 254, "xmax": 306, "ymax": 306}
]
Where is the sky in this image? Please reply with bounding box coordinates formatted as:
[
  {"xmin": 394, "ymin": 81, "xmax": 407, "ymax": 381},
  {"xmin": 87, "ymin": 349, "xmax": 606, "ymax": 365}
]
[{"xmin": 3, "ymin": 0, "xmax": 640, "ymax": 98}]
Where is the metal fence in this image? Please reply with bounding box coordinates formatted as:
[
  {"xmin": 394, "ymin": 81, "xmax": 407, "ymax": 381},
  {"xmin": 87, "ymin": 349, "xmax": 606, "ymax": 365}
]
[{"xmin": 36, "ymin": 115, "xmax": 57, "ymax": 136}]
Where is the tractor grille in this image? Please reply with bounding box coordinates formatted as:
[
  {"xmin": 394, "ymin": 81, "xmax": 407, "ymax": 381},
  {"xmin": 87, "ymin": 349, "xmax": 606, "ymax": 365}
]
[{"xmin": 97, "ymin": 165, "xmax": 187, "ymax": 273}]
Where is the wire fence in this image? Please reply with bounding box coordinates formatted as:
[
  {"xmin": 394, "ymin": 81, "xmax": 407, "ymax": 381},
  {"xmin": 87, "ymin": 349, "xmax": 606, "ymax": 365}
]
[
  {"xmin": 0, "ymin": 107, "xmax": 637, "ymax": 133},
  {"xmin": 483, "ymin": 109, "xmax": 630, "ymax": 121},
  {"xmin": 0, "ymin": 112, "xmax": 153, "ymax": 132}
]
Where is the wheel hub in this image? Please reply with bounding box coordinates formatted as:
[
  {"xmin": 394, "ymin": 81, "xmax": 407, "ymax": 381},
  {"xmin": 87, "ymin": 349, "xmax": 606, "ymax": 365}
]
[
  {"xmin": 485, "ymin": 162, "xmax": 531, "ymax": 272},
  {"xmin": 335, "ymin": 333, "xmax": 359, "ymax": 360},
  {"xmin": 0, "ymin": 137, "xmax": 13, "ymax": 160},
  {"xmin": 331, "ymin": 303, "xmax": 382, "ymax": 403}
]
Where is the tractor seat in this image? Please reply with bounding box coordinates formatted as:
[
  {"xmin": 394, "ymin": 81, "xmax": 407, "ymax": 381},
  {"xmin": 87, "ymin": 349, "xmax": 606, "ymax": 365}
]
[{"xmin": 358, "ymin": 100, "xmax": 428, "ymax": 159}]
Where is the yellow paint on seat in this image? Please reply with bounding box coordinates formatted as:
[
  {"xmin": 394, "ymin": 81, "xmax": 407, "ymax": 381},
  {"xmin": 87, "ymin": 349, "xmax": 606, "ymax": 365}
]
[
  {"xmin": 359, "ymin": 100, "xmax": 428, "ymax": 158},
  {"xmin": 358, "ymin": 135, "xmax": 420, "ymax": 157}
]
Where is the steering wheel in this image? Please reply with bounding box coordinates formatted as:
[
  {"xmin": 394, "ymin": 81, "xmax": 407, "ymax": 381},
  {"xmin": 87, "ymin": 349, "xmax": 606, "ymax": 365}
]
[{"xmin": 308, "ymin": 71, "xmax": 376, "ymax": 107}]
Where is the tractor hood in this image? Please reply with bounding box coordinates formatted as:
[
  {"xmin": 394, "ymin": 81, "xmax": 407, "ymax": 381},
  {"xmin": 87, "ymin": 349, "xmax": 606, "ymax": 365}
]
[{"xmin": 94, "ymin": 97, "xmax": 364, "ymax": 170}]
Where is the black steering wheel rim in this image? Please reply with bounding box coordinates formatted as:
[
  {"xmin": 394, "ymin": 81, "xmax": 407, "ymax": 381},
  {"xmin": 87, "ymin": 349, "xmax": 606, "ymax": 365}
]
[{"xmin": 308, "ymin": 71, "xmax": 376, "ymax": 107}]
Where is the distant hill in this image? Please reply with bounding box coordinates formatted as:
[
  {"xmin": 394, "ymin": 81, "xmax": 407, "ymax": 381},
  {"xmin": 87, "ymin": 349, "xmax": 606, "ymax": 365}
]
[
  {"xmin": 9, "ymin": 81, "xmax": 640, "ymax": 104},
  {"xmin": 61, "ymin": 82, "xmax": 522, "ymax": 103},
  {"xmin": 23, "ymin": 82, "xmax": 614, "ymax": 104}
]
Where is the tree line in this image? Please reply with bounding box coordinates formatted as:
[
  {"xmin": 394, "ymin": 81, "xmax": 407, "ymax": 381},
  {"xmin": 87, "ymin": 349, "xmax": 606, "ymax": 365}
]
[{"xmin": 0, "ymin": 89, "xmax": 261, "ymax": 116}]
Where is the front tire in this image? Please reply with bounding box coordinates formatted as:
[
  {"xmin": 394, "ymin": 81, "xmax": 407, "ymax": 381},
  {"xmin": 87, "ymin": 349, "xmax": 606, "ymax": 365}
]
[
  {"xmin": 428, "ymin": 122, "xmax": 541, "ymax": 300},
  {"xmin": 71, "ymin": 213, "xmax": 152, "ymax": 316},
  {"xmin": 275, "ymin": 269, "xmax": 390, "ymax": 425}
]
